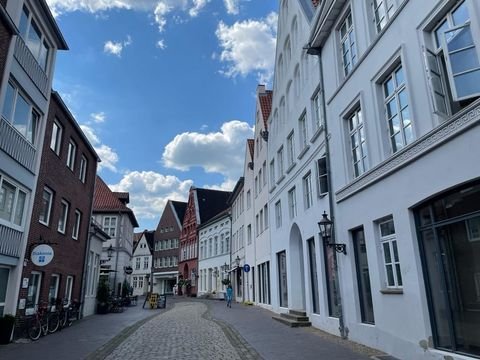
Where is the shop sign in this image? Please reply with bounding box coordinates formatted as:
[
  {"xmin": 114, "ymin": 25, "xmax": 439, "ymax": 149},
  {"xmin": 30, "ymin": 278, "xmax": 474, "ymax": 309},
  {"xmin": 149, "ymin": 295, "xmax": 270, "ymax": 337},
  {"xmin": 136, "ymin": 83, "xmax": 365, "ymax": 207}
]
[{"xmin": 31, "ymin": 244, "xmax": 54, "ymax": 266}]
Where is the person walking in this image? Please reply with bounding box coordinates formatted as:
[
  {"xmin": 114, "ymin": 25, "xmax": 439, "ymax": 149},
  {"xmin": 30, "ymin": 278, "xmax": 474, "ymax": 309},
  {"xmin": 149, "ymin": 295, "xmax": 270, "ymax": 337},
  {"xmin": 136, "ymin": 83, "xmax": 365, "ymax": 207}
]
[{"xmin": 226, "ymin": 284, "xmax": 233, "ymax": 308}]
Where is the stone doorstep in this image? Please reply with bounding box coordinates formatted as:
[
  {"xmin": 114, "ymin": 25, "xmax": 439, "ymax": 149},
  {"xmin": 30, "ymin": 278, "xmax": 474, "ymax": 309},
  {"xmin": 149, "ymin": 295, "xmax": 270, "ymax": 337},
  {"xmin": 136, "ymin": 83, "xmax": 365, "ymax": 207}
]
[
  {"xmin": 280, "ymin": 312, "xmax": 310, "ymax": 322},
  {"xmin": 288, "ymin": 309, "xmax": 307, "ymax": 317},
  {"xmin": 272, "ymin": 315, "xmax": 312, "ymax": 328}
]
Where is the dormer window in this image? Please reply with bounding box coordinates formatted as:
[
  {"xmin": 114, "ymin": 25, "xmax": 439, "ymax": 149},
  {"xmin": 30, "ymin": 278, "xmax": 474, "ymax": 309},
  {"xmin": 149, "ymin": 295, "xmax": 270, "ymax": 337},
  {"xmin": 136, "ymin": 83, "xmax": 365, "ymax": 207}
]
[{"xmin": 19, "ymin": 6, "xmax": 50, "ymax": 71}]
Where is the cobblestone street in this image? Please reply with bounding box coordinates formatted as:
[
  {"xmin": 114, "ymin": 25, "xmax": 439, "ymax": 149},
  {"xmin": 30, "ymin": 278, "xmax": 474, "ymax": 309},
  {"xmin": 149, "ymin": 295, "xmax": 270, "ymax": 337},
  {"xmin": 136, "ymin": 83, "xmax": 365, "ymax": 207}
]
[
  {"xmin": 105, "ymin": 302, "xmax": 242, "ymax": 360},
  {"xmin": 0, "ymin": 298, "xmax": 388, "ymax": 360}
]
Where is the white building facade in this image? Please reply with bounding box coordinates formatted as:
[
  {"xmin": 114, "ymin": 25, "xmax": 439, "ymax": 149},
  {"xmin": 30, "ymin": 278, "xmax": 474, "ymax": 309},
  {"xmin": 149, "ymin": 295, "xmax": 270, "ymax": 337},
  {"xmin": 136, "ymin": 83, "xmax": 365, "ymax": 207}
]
[
  {"xmin": 0, "ymin": 0, "xmax": 67, "ymax": 316},
  {"xmin": 308, "ymin": 0, "xmax": 480, "ymax": 359},
  {"xmin": 131, "ymin": 231, "xmax": 153, "ymax": 296},
  {"xmin": 198, "ymin": 210, "xmax": 231, "ymax": 299},
  {"xmin": 268, "ymin": 0, "xmax": 327, "ymax": 325}
]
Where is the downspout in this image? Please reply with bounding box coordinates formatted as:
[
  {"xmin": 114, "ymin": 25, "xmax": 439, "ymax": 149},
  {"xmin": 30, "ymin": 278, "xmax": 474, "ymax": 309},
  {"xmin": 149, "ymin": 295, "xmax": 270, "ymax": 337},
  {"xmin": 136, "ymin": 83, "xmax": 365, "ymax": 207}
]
[{"xmin": 306, "ymin": 46, "xmax": 348, "ymax": 339}]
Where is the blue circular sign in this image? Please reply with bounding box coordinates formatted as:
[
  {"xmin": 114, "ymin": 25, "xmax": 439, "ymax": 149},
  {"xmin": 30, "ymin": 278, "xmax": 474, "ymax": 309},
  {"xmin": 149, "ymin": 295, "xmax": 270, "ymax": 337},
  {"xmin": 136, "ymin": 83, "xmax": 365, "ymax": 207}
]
[{"xmin": 243, "ymin": 264, "xmax": 250, "ymax": 273}]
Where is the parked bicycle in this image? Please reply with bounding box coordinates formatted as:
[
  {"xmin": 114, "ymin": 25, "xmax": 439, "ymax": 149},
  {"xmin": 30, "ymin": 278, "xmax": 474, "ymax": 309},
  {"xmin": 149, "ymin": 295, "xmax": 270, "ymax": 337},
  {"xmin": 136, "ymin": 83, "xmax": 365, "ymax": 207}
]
[
  {"xmin": 27, "ymin": 302, "xmax": 57, "ymax": 341},
  {"xmin": 56, "ymin": 298, "xmax": 81, "ymax": 328}
]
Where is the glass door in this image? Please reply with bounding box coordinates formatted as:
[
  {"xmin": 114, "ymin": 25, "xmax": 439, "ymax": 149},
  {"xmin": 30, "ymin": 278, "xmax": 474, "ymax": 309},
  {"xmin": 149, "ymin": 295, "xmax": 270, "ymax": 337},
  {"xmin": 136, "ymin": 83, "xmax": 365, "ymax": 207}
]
[
  {"xmin": 278, "ymin": 251, "xmax": 288, "ymax": 308},
  {"xmin": 308, "ymin": 238, "xmax": 320, "ymax": 314}
]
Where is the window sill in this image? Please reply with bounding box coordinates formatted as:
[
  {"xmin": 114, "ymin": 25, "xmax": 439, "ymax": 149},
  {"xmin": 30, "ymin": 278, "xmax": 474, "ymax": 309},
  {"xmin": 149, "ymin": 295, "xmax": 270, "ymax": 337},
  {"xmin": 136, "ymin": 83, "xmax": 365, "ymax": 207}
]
[
  {"xmin": 276, "ymin": 175, "xmax": 285, "ymax": 185},
  {"xmin": 380, "ymin": 288, "xmax": 403, "ymax": 295},
  {"xmin": 310, "ymin": 126, "xmax": 323, "ymax": 143},
  {"xmin": 297, "ymin": 146, "xmax": 310, "ymax": 160},
  {"xmin": 286, "ymin": 163, "xmax": 296, "ymax": 174}
]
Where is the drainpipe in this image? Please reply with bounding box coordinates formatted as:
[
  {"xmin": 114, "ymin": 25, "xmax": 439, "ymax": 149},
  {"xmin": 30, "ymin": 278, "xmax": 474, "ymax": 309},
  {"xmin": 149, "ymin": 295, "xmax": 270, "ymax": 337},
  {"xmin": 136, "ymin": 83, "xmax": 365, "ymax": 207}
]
[{"xmin": 306, "ymin": 46, "xmax": 348, "ymax": 340}]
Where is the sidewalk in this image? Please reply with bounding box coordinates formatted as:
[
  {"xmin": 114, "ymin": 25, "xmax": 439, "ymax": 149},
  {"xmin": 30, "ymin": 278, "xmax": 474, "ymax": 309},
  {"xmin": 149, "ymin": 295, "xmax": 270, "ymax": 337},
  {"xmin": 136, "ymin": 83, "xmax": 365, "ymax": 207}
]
[
  {"xmin": 0, "ymin": 296, "xmax": 175, "ymax": 360},
  {"xmin": 204, "ymin": 299, "xmax": 386, "ymax": 360}
]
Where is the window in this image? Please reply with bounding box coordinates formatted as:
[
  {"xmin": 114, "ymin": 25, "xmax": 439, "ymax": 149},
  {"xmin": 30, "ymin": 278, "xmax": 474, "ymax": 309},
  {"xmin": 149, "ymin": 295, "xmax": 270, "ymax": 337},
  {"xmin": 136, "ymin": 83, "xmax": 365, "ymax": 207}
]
[
  {"xmin": 50, "ymin": 120, "xmax": 62, "ymax": 155},
  {"xmin": 287, "ymin": 131, "xmax": 295, "ymax": 168},
  {"xmin": 89, "ymin": 253, "xmax": 99, "ymax": 296},
  {"xmin": 383, "ymin": 64, "xmax": 413, "ymax": 153},
  {"xmin": 428, "ymin": 1, "xmax": 480, "ymax": 107},
  {"xmin": 58, "ymin": 200, "xmax": 69, "ymax": 233},
  {"xmin": 0, "ymin": 268, "xmax": 9, "ymax": 316},
  {"xmin": 264, "ymin": 205, "xmax": 269, "ymax": 229},
  {"xmin": 138, "ymin": 277, "xmax": 144, "ymax": 289},
  {"xmin": 275, "ymin": 201, "xmax": 282, "ymax": 228},
  {"xmin": 136, "ymin": 257, "xmax": 141, "ymax": 269},
  {"xmin": 269, "ymin": 160, "xmax": 276, "ymax": 188},
  {"xmin": 247, "ymin": 224, "xmax": 252, "ymax": 245},
  {"xmin": 379, "ymin": 218, "xmax": 402, "ymax": 288},
  {"xmin": 347, "ymin": 108, "xmax": 368, "ymax": 177},
  {"xmin": 277, "ymin": 147, "xmax": 285, "ymax": 179},
  {"xmin": 2, "ymin": 81, "xmax": 39, "ymax": 144},
  {"xmin": 256, "ymin": 215, "xmax": 259, "ymax": 237},
  {"xmin": 258, "ymin": 170, "xmax": 262, "ymax": 193},
  {"xmin": 339, "ymin": 10, "xmax": 357, "ymax": 76},
  {"xmin": 48, "ymin": 274, "xmax": 60, "ymax": 306},
  {"xmin": 372, "ymin": 0, "xmax": 397, "ymax": 33},
  {"xmin": 312, "ymin": 91, "xmax": 323, "ymax": 133},
  {"xmin": 26, "ymin": 272, "xmax": 42, "ymax": 313},
  {"xmin": 133, "ymin": 277, "xmax": 137, "ymax": 288},
  {"xmin": 65, "ymin": 276, "xmax": 74, "ymax": 305},
  {"xmin": 143, "ymin": 256, "xmax": 149, "ymax": 269},
  {"xmin": 259, "ymin": 209, "xmax": 264, "ymax": 233},
  {"xmin": 103, "ymin": 216, "xmax": 117, "ymax": 237},
  {"xmin": 0, "ymin": 176, "xmax": 27, "ymax": 227},
  {"xmin": 79, "ymin": 155, "xmax": 87, "ymax": 183},
  {"xmin": 72, "ymin": 210, "xmax": 81, "ymax": 240},
  {"xmin": 288, "ymin": 187, "xmax": 297, "ymax": 219},
  {"xmin": 316, "ymin": 157, "xmax": 329, "ymax": 196},
  {"xmin": 303, "ymin": 172, "xmax": 313, "ymax": 210},
  {"xmin": 39, "ymin": 187, "xmax": 53, "ymax": 226},
  {"xmin": 298, "ymin": 113, "xmax": 308, "ymax": 151},
  {"xmin": 262, "ymin": 161, "xmax": 267, "ymax": 186},
  {"xmin": 67, "ymin": 140, "xmax": 77, "ymax": 170},
  {"xmin": 18, "ymin": 6, "xmax": 50, "ymax": 70}
]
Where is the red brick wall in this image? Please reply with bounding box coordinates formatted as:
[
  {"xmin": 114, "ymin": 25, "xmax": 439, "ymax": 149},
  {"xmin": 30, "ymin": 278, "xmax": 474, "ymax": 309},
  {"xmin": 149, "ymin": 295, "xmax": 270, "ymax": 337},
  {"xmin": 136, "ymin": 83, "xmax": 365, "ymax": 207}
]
[
  {"xmin": 17, "ymin": 94, "xmax": 98, "ymax": 317},
  {"xmin": 0, "ymin": 12, "xmax": 12, "ymax": 84},
  {"xmin": 178, "ymin": 190, "xmax": 198, "ymax": 295}
]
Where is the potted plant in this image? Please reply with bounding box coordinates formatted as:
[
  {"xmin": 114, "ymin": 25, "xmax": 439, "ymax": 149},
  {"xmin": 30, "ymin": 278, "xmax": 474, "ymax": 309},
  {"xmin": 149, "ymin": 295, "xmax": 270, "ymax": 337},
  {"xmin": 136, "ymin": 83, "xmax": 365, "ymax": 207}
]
[
  {"xmin": 221, "ymin": 278, "xmax": 231, "ymax": 286},
  {"xmin": 96, "ymin": 278, "xmax": 110, "ymax": 314},
  {"xmin": 0, "ymin": 314, "xmax": 15, "ymax": 344}
]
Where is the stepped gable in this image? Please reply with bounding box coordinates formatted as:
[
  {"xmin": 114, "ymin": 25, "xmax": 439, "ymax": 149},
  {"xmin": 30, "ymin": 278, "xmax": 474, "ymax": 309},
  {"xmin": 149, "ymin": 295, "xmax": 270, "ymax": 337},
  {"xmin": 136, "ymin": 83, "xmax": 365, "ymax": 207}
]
[
  {"xmin": 259, "ymin": 90, "xmax": 272, "ymax": 129},
  {"xmin": 93, "ymin": 175, "xmax": 139, "ymax": 227},
  {"xmin": 196, "ymin": 188, "xmax": 232, "ymax": 224}
]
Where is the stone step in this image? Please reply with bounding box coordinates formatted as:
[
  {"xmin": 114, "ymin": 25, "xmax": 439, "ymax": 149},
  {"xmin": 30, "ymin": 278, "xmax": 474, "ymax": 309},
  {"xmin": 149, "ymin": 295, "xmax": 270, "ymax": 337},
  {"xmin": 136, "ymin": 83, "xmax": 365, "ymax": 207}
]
[
  {"xmin": 280, "ymin": 313, "xmax": 310, "ymax": 322},
  {"xmin": 288, "ymin": 309, "xmax": 307, "ymax": 317},
  {"xmin": 272, "ymin": 315, "xmax": 311, "ymax": 328}
]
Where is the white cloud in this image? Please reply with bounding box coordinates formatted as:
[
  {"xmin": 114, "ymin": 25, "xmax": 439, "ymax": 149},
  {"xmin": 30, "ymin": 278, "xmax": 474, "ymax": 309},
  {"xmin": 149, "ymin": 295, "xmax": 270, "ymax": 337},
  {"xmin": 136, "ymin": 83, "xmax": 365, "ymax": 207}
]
[
  {"xmin": 156, "ymin": 39, "xmax": 167, "ymax": 50},
  {"xmin": 216, "ymin": 12, "xmax": 277, "ymax": 83},
  {"xmin": 223, "ymin": 0, "xmax": 239, "ymax": 15},
  {"xmin": 104, "ymin": 35, "xmax": 132, "ymax": 57},
  {"xmin": 80, "ymin": 124, "xmax": 119, "ymax": 172},
  {"xmin": 162, "ymin": 120, "xmax": 253, "ymax": 180},
  {"xmin": 90, "ymin": 111, "xmax": 106, "ymax": 123},
  {"xmin": 109, "ymin": 171, "xmax": 193, "ymax": 222},
  {"xmin": 189, "ymin": 0, "xmax": 210, "ymax": 17}
]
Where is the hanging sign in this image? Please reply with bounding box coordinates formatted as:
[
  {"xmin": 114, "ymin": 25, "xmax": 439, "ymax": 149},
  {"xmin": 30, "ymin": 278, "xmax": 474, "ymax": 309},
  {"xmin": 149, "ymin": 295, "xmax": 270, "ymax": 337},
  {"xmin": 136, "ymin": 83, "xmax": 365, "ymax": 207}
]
[
  {"xmin": 31, "ymin": 244, "xmax": 54, "ymax": 266},
  {"xmin": 243, "ymin": 264, "xmax": 251, "ymax": 273}
]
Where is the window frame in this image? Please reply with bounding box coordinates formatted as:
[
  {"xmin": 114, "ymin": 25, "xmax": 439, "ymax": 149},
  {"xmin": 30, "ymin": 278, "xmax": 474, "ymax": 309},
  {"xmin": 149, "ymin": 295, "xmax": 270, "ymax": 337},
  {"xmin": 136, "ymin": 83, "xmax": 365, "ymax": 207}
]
[
  {"xmin": 79, "ymin": 155, "xmax": 88, "ymax": 183},
  {"xmin": 50, "ymin": 119, "xmax": 63, "ymax": 155},
  {"xmin": 0, "ymin": 175, "xmax": 28, "ymax": 229},
  {"xmin": 286, "ymin": 131, "xmax": 296, "ymax": 168},
  {"xmin": 316, "ymin": 157, "xmax": 329, "ymax": 196},
  {"xmin": 67, "ymin": 139, "xmax": 77, "ymax": 171},
  {"xmin": 347, "ymin": 107, "xmax": 368, "ymax": 177},
  {"xmin": 288, "ymin": 187, "xmax": 297, "ymax": 219},
  {"xmin": 378, "ymin": 218, "xmax": 403, "ymax": 289},
  {"xmin": 57, "ymin": 199, "xmax": 69, "ymax": 234},
  {"xmin": 18, "ymin": 5, "xmax": 50, "ymax": 71},
  {"xmin": 26, "ymin": 271, "xmax": 42, "ymax": 314},
  {"xmin": 339, "ymin": 9, "xmax": 357, "ymax": 76},
  {"xmin": 372, "ymin": 0, "xmax": 398, "ymax": 34},
  {"xmin": 72, "ymin": 209, "xmax": 81, "ymax": 240},
  {"xmin": 275, "ymin": 201, "xmax": 282, "ymax": 228},
  {"xmin": 39, "ymin": 187, "xmax": 53, "ymax": 226},
  {"xmin": 103, "ymin": 216, "xmax": 117, "ymax": 237},
  {"xmin": 298, "ymin": 112, "xmax": 308, "ymax": 152},
  {"xmin": 303, "ymin": 172, "xmax": 313, "ymax": 210}
]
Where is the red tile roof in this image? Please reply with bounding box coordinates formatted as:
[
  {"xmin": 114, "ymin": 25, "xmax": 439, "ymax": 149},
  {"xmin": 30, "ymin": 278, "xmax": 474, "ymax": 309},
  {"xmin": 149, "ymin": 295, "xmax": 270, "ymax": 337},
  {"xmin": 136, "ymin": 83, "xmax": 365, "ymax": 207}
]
[
  {"xmin": 247, "ymin": 139, "xmax": 254, "ymax": 161},
  {"xmin": 93, "ymin": 176, "xmax": 139, "ymax": 227},
  {"xmin": 259, "ymin": 90, "xmax": 272, "ymax": 129}
]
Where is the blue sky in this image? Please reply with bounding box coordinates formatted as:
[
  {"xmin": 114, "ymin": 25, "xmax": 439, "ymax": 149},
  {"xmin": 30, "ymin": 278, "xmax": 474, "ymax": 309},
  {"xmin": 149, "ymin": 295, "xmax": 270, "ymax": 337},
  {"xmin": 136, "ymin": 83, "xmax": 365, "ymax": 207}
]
[{"xmin": 46, "ymin": 0, "xmax": 278, "ymax": 231}]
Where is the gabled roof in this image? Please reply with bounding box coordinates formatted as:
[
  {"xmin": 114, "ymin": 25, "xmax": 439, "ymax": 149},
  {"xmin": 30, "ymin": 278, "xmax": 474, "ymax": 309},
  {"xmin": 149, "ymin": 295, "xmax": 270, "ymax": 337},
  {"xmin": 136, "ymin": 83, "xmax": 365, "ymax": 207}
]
[
  {"xmin": 247, "ymin": 139, "xmax": 254, "ymax": 161},
  {"xmin": 93, "ymin": 176, "xmax": 139, "ymax": 227},
  {"xmin": 40, "ymin": 0, "xmax": 68, "ymax": 50},
  {"xmin": 259, "ymin": 90, "xmax": 273, "ymax": 129},
  {"xmin": 227, "ymin": 177, "xmax": 244, "ymax": 206},
  {"xmin": 171, "ymin": 200, "xmax": 187, "ymax": 225},
  {"xmin": 198, "ymin": 208, "xmax": 230, "ymax": 230},
  {"xmin": 132, "ymin": 230, "xmax": 155, "ymax": 254},
  {"xmin": 195, "ymin": 188, "xmax": 232, "ymax": 224}
]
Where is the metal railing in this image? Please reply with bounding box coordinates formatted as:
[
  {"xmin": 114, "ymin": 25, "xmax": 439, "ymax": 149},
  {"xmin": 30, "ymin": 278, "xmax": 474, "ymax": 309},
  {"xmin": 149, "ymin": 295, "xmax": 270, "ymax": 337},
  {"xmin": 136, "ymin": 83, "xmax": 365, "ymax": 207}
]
[
  {"xmin": 0, "ymin": 116, "xmax": 36, "ymax": 172},
  {"xmin": 0, "ymin": 223, "xmax": 23, "ymax": 258}
]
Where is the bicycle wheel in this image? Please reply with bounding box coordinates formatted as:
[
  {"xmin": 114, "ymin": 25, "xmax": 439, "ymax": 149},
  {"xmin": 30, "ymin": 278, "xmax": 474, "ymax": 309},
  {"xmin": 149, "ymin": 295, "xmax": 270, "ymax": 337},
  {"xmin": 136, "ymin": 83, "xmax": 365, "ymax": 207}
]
[
  {"xmin": 48, "ymin": 312, "xmax": 60, "ymax": 333},
  {"xmin": 27, "ymin": 318, "xmax": 42, "ymax": 341}
]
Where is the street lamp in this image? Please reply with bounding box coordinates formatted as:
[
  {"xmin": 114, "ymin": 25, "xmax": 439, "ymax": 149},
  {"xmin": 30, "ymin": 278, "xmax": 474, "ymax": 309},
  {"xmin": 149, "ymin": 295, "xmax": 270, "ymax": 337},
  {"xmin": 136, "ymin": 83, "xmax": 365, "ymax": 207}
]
[
  {"xmin": 318, "ymin": 211, "xmax": 347, "ymax": 255},
  {"xmin": 107, "ymin": 244, "xmax": 114, "ymax": 259},
  {"xmin": 235, "ymin": 255, "xmax": 241, "ymax": 267}
]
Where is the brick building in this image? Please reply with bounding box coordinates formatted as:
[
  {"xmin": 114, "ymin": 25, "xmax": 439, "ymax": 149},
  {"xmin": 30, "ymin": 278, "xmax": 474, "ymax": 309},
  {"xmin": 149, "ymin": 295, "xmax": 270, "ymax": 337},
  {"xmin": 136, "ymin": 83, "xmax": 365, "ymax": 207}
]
[
  {"xmin": 17, "ymin": 91, "xmax": 99, "ymax": 318},
  {"xmin": 178, "ymin": 187, "xmax": 231, "ymax": 296},
  {"xmin": 152, "ymin": 200, "xmax": 186, "ymax": 295},
  {"xmin": 0, "ymin": 1, "xmax": 15, "ymax": 85}
]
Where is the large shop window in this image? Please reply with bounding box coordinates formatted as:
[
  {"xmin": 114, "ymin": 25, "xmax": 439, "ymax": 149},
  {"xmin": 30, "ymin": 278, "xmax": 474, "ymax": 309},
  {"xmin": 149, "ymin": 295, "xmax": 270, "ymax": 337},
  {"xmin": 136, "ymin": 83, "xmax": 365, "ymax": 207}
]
[{"xmin": 416, "ymin": 180, "xmax": 480, "ymax": 357}]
